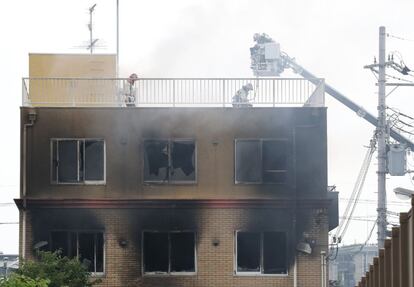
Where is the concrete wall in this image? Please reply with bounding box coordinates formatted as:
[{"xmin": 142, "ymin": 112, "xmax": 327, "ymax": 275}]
[
  {"xmin": 28, "ymin": 54, "xmax": 116, "ymax": 106},
  {"xmin": 21, "ymin": 107, "xmax": 327, "ymax": 200}
]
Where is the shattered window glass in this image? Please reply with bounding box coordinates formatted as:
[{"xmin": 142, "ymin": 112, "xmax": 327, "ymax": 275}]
[
  {"xmin": 51, "ymin": 139, "xmax": 105, "ymax": 184},
  {"xmin": 235, "ymin": 139, "xmax": 288, "ymax": 184},
  {"xmin": 170, "ymin": 140, "xmax": 195, "ymax": 182},
  {"xmin": 143, "ymin": 231, "xmax": 196, "ymax": 274},
  {"xmin": 144, "ymin": 140, "xmax": 169, "ymax": 182},
  {"xmin": 236, "ymin": 231, "xmax": 287, "ymax": 274},
  {"xmin": 144, "ymin": 139, "xmax": 196, "ymax": 183}
]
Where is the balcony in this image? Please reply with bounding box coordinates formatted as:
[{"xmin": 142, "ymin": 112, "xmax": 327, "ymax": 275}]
[{"xmin": 22, "ymin": 77, "xmax": 325, "ymax": 107}]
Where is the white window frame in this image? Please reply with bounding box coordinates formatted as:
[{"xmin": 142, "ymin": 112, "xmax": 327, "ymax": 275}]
[
  {"xmin": 143, "ymin": 138, "xmax": 197, "ymax": 184},
  {"xmin": 141, "ymin": 230, "xmax": 197, "ymax": 276},
  {"xmin": 234, "ymin": 138, "xmax": 289, "ymax": 184},
  {"xmin": 234, "ymin": 230, "xmax": 288, "ymax": 276},
  {"xmin": 49, "ymin": 229, "xmax": 105, "ymax": 276},
  {"xmin": 50, "ymin": 138, "xmax": 106, "ymax": 185}
]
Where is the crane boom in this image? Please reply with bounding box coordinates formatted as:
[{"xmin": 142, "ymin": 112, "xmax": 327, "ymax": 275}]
[
  {"xmin": 249, "ymin": 33, "xmax": 414, "ymax": 150},
  {"xmin": 282, "ymin": 54, "xmax": 414, "ymax": 151}
]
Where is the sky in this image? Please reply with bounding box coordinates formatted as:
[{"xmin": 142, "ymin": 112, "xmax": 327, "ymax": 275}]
[{"xmin": 1, "ymin": 0, "xmax": 414, "ymax": 253}]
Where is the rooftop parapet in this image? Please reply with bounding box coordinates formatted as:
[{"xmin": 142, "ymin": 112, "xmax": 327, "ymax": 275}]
[{"xmin": 22, "ymin": 77, "xmax": 325, "ymax": 108}]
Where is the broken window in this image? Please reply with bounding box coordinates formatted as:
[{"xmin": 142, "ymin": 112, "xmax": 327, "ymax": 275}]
[
  {"xmin": 50, "ymin": 231, "xmax": 104, "ymax": 273},
  {"xmin": 235, "ymin": 139, "xmax": 288, "ymax": 184},
  {"xmin": 143, "ymin": 231, "xmax": 196, "ymax": 274},
  {"xmin": 144, "ymin": 139, "xmax": 196, "ymax": 183},
  {"xmin": 51, "ymin": 139, "xmax": 105, "ymax": 184},
  {"xmin": 236, "ymin": 231, "xmax": 287, "ymax": 275}
]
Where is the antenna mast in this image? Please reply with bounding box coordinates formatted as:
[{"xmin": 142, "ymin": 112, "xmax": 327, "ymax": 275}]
[{"xmin": 88, "ymin": 4, "xmax": 98, "ymax": 54}]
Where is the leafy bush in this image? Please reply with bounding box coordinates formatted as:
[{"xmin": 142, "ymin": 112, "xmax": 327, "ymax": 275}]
[
  {"xmin": 0, "ymin": 274, "xmax": 49, "ymax": 287},
  {"xmin": 14, "ymin": 251, "xmax": 100, "ymax": 287}
]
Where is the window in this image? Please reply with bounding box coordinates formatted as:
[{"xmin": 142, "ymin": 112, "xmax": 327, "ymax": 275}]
[
  {"xmin": 51, "ymin": 139, "xmax": 105, "ymax": 184},
  {"xmin": 143, "ymin": 231, "xmax": 196, "ymax": 275},
  {"xmin": 144, "ymin": 139, "xmax": 196, "ymax": 183},
  {"xmin": 50, "ymin": 231, "xmax": 104, "ymax": 273},
  {"xmin": 235, "ymin": 139, "xmax": 288, "ymax": 184},
  {"xmin": 236, "ymin": 231, "xmax": 287, "ymax": 275}
]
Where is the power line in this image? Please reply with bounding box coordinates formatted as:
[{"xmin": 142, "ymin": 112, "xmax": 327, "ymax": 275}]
[
  {"xmin": 387, "ymin": 33, "xmax": 414, "ymax": 42},
  {"xmin": 356, "ymin": 219, "xmax": 378, "ymax": 254},
  {"xmin": 339, "ymin": 198, "xmax": 410, "ymax": 206}
]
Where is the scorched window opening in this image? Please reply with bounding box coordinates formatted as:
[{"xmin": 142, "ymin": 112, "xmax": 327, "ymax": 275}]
[
  {"xmin": 142, "ymin": 231, "xmax": 196, "ymax": 275},
  {"xmin": 235, "ymin": 231, "xmax": 287, "ymax": 275},
  {"xmin": 235, "ymin": 139, "xmax": 288, "ymax": 184},
  {"xmin": 50, "ymin": 231, "xmax": 104, "ymax": 274},
  {"xmin": 50, "ymin": 138, "xmax": 105, "ymax": 184},
  {"xmin": 144, "ymin": 139, "xmax": 196, "ymax": 183}
]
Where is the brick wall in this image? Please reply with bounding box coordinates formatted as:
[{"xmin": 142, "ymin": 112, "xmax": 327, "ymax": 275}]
[{"xmin": 22, "ymin": 207, "xmax": 328, "ymax": 287}]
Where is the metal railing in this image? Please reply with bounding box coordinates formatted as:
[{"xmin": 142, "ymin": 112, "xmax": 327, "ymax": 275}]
[{"xmin": 22, "ymin": 77, "xmax": 325, "ymax": 107}]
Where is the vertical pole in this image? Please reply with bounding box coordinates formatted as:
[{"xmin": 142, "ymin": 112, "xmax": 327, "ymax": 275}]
[
  {"xmin": 116, "ymin": 0, "xmax": 119, "ymax": 78},
  {"xmin": 90, "ymin": 9, "xmax": 93, "ymax": 54},
  {"xmin": 377, "ymin": 26, "xmax": 387, "ymax": 249}
]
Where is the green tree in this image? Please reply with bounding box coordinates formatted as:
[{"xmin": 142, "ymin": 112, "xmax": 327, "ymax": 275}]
[
  {"xmin": 15, "ymin": 251, "xmax": 100, "ymax": 287},
  {"xmin": 0, "ymin": 274, "xmax": 49, "ymax": 287}
]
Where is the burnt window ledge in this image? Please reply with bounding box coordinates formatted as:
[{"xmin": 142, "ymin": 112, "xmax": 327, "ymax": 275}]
[
  {"xmin": 233, "ymin": 272, "xmax": 289, "ymax": 277},
  {"xmin": 142, "ymin": 272, "xmax": 197, "ymax": 277},
  {"xmin": 235, "ymin": 231, "xmax": 288, "ymax": 276},
  {"xmin": 142, "ymin": 231, "xmax": 197, "ymax": 276}
]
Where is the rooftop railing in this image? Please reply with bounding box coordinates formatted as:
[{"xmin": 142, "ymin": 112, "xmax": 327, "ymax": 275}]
[{"xmin": 22, "ymin": 77, "xmax": 325, "ymax": 107}]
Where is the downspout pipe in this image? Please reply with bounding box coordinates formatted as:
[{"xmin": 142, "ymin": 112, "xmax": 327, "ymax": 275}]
[
  {"xmin": 22, "ymin": 110, "xmax": 36, "ymax": 259},
  {"xmin": 321, "ymin": 251, "xmax": 327, "ymax": 287}
]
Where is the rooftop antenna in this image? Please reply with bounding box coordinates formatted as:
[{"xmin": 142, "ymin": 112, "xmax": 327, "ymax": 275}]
[{"xmin": 87, "ymin": 4, "xmax": 98, "ymax": 54}]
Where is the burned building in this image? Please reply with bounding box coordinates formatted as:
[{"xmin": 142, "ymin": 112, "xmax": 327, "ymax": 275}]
[{"xmin": 16, "ymin": 54, "xmax": 337, "ymax": 286}]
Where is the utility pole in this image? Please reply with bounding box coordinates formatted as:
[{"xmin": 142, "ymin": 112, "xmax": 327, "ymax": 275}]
[
  {"xmin": 377, "ymin": 26, "xmax": 387, "ymax": 249},
  {"xmin": 116, "ymin": 0, "xmax": 119, "ymax": 78}
]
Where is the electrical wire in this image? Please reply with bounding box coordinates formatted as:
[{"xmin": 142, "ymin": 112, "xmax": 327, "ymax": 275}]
[
  {"xmin": 386, "ymin": 73, "xmax": 414, "ymax": 83},
  {"xmin": 335, "ymin": 138, "xmax": 376, "ymax": 242},
  {"xmin": 394, "ymin": 126, "xmax": 414, "ymax": 136},
  {"xmin": 355, "ymin": 219, "xmax": 378, "ymax": 255},
  {"xmin": 387, "ymin": 33, "xmax": 414, "ymax": 42}
]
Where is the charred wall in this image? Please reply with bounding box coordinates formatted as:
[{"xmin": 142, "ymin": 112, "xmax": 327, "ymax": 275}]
[
  {"xmin": 23, "ymin": 207, "xmax": 327, "ymax": 287},
  {"xmin": 21, "ymin": 107, "xmax": 327, "ymax": 200}
]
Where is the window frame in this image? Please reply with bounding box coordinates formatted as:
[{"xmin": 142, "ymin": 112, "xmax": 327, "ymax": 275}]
[
  {"xmin": 234, "ymin": 230, "xmax": 288, "ymax": 276},
  {"xmin": 141, "ymin": 230, "xmax": 197, "ymax": 276},
  {"xmin": 49, "ymin": 229, "xmax": 105, "ymax": 276},
  {"xmin": 50, "ymin": 138, "xmax": 106, "ymax": 185},
  {"xmin": 143, "ymin": 138, "xmax": 197, "ymax": 184},
  {"xmin": 234, "ymin": 138, "xmax": 289, "ymax": 185}
]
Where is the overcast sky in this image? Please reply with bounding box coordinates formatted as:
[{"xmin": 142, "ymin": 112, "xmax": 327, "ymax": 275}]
[{"xmin": 1, "ymin": 0, "xmax": 414, "ymax": 253}]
